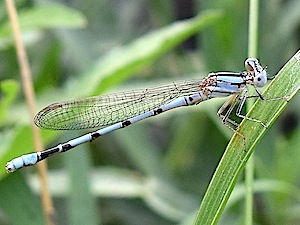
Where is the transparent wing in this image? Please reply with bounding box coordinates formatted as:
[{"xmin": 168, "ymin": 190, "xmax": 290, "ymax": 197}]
[{"xmin": 34, "ymin": 79, "xmax": 202, "ymax": 130}]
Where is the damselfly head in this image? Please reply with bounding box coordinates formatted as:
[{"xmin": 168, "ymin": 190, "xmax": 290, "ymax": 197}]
[
  {"xmin": 245, "ymin": 58, "xmax": 268, "ymax": 87},
  {"xmin": 245, "ymin": 58, "xmax": 259, "ymax": 72}
]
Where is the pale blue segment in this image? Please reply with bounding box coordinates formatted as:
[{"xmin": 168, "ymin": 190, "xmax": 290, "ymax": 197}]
[
  {"xmin": 68, "ymin": 133, "xmax": 93, "ymax": 147},
  {"xmin": 97, "ymin": 123, "xmax": 124, "ymax": 135},
  {"xmin": 127, "ymin": 111, "xmax": 154, "ymax": 124},
  {"xmin": 217, "ymin": 76, "xmax": 244, "ymax": 84},
  {"xmin": 6, "ymin": 153, "xmax": 39, "ymax": 172}
]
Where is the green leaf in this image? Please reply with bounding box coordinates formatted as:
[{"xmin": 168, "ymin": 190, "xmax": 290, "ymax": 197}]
[
  {"xmin": 0, "ymin": 79, "xmax": 19, "ymax": 124},
  {"xmin": 0, "ymin": 172, "xmax": 44, "ymax": 225},
  {"xmin": 62, "ymin": 10, "xmax": 223, "ymax": 98},
  {"xmin": 0, "ymin": 3, "xmax": 87, "ymax": 37},
  {"xmin": 194, "ymin": 50, "xmax": 300, "ymax": 224},
  {"xmin": 64, "ymin": 132, "xmax": 99, "ymax": 225}
]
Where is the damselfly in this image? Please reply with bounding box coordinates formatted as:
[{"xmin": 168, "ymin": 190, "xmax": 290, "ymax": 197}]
[{"xmin": 6, "ymin": 58, "xmax": 271, "ymax": 172}]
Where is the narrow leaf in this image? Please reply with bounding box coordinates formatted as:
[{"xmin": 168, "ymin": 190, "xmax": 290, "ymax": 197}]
[{"xmin": 194, "ymin": 50, "xmax": 300, "ymax": 224}]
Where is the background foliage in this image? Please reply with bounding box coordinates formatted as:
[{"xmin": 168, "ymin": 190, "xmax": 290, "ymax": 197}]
[{"xmin": 0, "ymin": 0, "xmax": 299, "ymax": 225}]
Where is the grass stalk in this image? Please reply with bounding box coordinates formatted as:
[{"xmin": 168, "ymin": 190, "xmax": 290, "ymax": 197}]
[
  {"xmin": 4, "ymin": 1, "xmax": 55, "ymax": 224},
  {"xmin": 194, "ymin": 50, "xmax": 300, "ymax": 224}
]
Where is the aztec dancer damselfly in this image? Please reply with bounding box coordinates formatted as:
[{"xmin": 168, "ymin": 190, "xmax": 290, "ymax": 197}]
[{"xmin": 6, "ymin": 58, "xmax": 271, "ymax": 172}]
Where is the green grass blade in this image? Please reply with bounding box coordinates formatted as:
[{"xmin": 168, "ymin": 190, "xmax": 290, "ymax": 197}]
[
  {"xmin": 0, "ymin": 80, "xmax": 19, "ymax": 123},
  {"xmin": 65, "ymin": 132, "xmax": 99, "ymax": 225},
  {"xmin": 65, "ymin": 10, "xmax": 223, "ymax": 97},
  {"xmin": 0, "ymin": 172, "xmax": 44, "ymax": 225},
  {"xmin": 194, "ymin": 50, "xmax": 300, "ymax": 224},
  {"xmin": 0, "ymin": 3, "xmax": 87, "ymax": 36}
]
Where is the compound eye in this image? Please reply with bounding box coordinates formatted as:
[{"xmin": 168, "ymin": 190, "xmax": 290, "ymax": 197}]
[
  {"xmin": 254, "ymin": 70, "xmax": 267, "ymax": 87},
  {"xmin": 245, "ymin": 58, "xmax": 259, "ymax": 72}
]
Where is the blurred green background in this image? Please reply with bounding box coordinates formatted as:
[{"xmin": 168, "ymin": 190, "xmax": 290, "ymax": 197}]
[{"xmin": 0, "ymin": 0, "xmax": 299, "ymax": 225}]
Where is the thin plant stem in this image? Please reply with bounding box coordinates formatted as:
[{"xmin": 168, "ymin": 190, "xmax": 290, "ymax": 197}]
[
  {"xmin": 245, "ymin": 0, "xmax": 260, "ymax": 224},
  {"xmin": 4, "ymin": 1, "xmax": 55, "ymax": 225},
  {"xmin": 248, "ymin": 0, "xmax": 259, "ymax": 58}
]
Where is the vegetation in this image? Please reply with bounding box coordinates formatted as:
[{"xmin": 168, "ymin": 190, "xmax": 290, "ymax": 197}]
[{"xmin": 0, "ymin": 1, "xmax": 299, "ymax": 225}]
